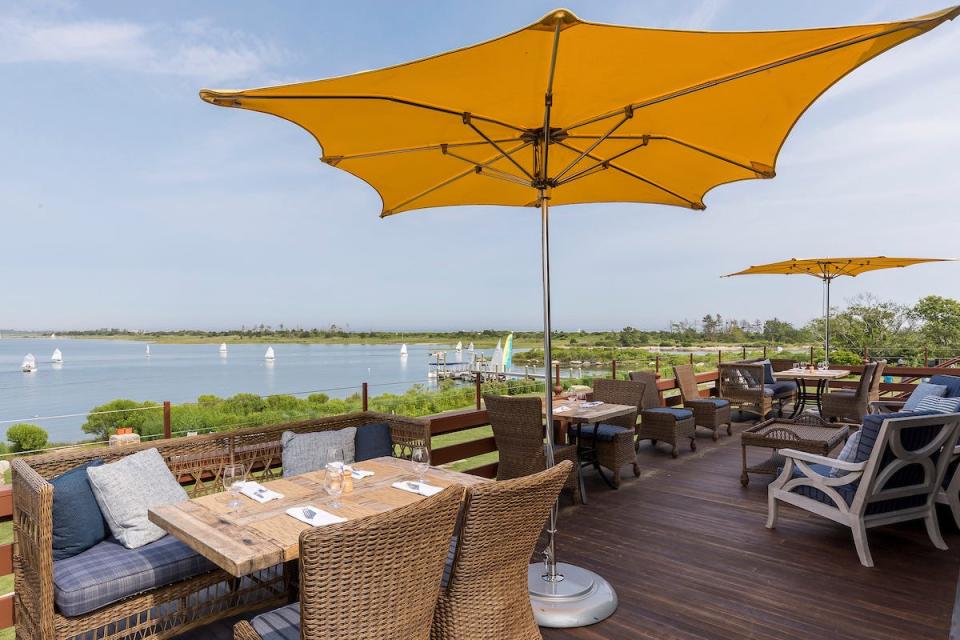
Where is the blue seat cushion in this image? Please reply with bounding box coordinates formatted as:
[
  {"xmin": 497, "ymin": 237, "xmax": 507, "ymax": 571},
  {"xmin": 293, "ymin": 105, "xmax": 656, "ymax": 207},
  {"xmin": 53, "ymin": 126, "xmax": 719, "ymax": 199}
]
[
  {"xmin": 643, "ymin": 407, "xmax": 693, "ymax": 420},
  {"xmin": 687, "ymin": 398, "xmax": 729, "ymax": 408},
  {"xmin": 53, "ymin": 535, "xmax": 215, "ymax": 617},
  {"xmin": 354, "ymin": 422, "xmax": 393, "ymax": 461},
  {"xmin": 929, "ymin": 374, "xmax": 960, "ymax": 398},
  {"xmin": 251, "ymin": 602, "xmax": 301, "ymax": 640},
  {"xmin": 761, "ymin": 360, "xmax": 776, "ymax": 384},
  {"xmin": 764, "ymin": 381, "xmax": 796, "ymax": 397},
  {"xmin": 52, "ymin": 460, "xmax": 107, "ymax": 561},
  {"xmin": 571, "ymin": 423, "xmax": 632, "ymax": 442}
]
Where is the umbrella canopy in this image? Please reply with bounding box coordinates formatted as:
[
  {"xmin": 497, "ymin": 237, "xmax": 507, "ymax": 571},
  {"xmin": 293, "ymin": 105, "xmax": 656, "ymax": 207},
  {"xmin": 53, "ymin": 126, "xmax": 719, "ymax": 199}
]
[
  {"xmin": 200, "ymin": 7, "xmax": 957, "ymax": 626},
  {"xmin": 724, "ymin": 257, "xmax": 953, "ymax": 363},
  {"xmin": 201, "ymin": 7, "xmax": 958, "ymax": 215}
]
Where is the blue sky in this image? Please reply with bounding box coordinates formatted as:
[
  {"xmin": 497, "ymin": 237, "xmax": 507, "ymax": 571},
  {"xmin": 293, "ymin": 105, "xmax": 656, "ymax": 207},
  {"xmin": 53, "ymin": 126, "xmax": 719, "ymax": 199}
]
[{"xmin": 1, "ymin": 0, "xmax": 958, "ymax": 332}]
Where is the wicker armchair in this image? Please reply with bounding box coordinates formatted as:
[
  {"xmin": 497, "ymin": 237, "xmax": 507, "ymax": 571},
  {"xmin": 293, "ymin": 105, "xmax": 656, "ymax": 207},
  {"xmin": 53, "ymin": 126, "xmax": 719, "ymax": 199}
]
[
  {"xmin": 629, "ymin": 371, "xmax": 696, "ymax": 457},
  {"xmin": 484, "ymin": 394, "xmax": 582, "ymax": 503},
  {"xmin": 12, "ymin": 411, "xmax": 429, "ymax": 640},
  {"xmin": 673, "ymin": 364, "xmax": 732, "ymax": 440},
  {"xmin": 718, "ymin": 362, "xmax": 772, "ymax": 418},
  {"xmin": 432, "ymin": 461, "xmax": 572, "ymax": 640},
  {"xmin": 821, "ymin": 362, "xmax": 878, "ymax": 423},
  {"xmin": 235, "ymin": 486, "xmax": 464, "ymax": 639},
  {"xmin": 570, "ymin": 379, "xmax": 643, "ymax": 488},
  {"xmin": 869, "ymin": 360, "xmax": 887, "ymax": 402}
]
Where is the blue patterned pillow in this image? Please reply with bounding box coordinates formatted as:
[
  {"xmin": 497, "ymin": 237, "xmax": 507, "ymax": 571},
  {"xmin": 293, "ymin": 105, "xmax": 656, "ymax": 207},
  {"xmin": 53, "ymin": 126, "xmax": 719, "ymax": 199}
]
[
  {"xmin": 914, "ymin": 395, "xmax": 960, "ymax": 414},
  {"xmin": 904, "ymin": 382, "xmax": 947, "ymax": 411},
  {"xmin": 52, "ymin": 460, "xmax": 107, "ymax": 560}
]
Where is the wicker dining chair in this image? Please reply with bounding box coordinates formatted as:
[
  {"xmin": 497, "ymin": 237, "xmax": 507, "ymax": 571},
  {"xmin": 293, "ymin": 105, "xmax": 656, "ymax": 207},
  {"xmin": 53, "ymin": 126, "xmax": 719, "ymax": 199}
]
[
  {"xmin": 673, "ymin": 364, "xmax": 732, "ymax": 440},
  {"xmin": 821, "ymin": 362, "xmax": 878, "ymax": 423},
  {"xmin": 484, "ymin": 394, "xmax": 582, "ymax": 503},
  {"xmin": 869, "ymin": 359, "xmax": 887, "ymax": 403},
  {"xmin": 432, "ymin": 461, "xmax": 572, "ymax": 640},
  {"xmin": 234, "ymin": 486, "xmax": 464, "ymax": 640},
  {"xmin": 629, "ymin": 371, "xmax": 697, "ymax": 457},
  {"xmin": 570, "ymin": 379, "xmax": 643, "ymax": 487}
]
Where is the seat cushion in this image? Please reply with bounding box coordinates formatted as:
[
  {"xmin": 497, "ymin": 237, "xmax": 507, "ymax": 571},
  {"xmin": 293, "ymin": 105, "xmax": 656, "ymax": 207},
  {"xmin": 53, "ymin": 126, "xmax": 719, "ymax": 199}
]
[
  {"xmin": 571, "ymin": 423, "xmax": 632, "ymax": 442},
  {"xmin": 53, "ymin": 535, "xmax": 215, "ymax": 617},
  {"xmin": 86, "ymin": 448, "xmax": 189, "ymax": 549},
  {"xmin": 643, "ymin": 407, "xmax": 693, "ymax": 420},
  {"xmin": 251, "ymin": 602, "xmax": 301, "ymax": 640},
  {"xmin": 764, "ymin": 381, "xmax": 796, "ymax": 396},
  {"xmin": 282, "ymin": 427, "xmax": 357, "ymax": 476},
  {"xmin": 354, "ymin": 422, "xmax": 393, "ymax": 461},
  {"xmin": 760, "ymin": 359, "xmax": 776, "ymax": 384},
  {"xmin": 52, "ymin": 460, "xmax": 107, "ymax": 560},
  {"xmin": 687, "ymin": 398, "xmax": 729, "ymax": 408}
]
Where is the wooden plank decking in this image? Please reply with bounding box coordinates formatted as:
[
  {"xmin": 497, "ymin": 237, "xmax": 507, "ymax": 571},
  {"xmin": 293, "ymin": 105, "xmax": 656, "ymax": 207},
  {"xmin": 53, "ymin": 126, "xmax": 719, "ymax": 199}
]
[{"xmin": 180, "ymin": 419, "xmax": 960, "ymax": 640}]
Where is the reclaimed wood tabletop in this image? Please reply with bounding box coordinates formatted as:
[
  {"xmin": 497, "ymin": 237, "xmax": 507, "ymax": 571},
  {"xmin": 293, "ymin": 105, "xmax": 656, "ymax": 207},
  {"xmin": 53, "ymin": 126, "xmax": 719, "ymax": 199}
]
[
  {"xmin": 148, "ymin": 456, "xmax": 487, "ymax": 577},
  {"xmin": 774, "ymin": 368, "xmax": 851, "ymax": 381},
  {"xmin": 544, "ymin": 399, "xmax": 636, "ymax": 424}
]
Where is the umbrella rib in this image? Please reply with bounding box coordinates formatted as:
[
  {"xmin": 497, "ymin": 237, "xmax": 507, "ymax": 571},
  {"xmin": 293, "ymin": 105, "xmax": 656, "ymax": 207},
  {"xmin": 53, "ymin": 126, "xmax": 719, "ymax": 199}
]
[
  {"xmin": 554, "ymin": 139, "xmax": 649, "ymax": 186},
  {"xmin": 561, "ymin": 15, "xmax": 949, "ymax": 133},
  {"xmin": 442, "ymin": 145, "xmax": 533, "ymax": 186},
  {"xmin": 384, "ymin": 141, "xmax": 531, "ymax": 215},
  {"xmin": 224, "ymin": 94, "xmax": 529, "ymax": 134},
  {"xmin": 556, "ymin": 141, "xmax": 700, "ymax": 208},
  {"xmin": 323, "ymin": 138, "xmax": 522, "ymax": 164},
  {"xmin": 553, "ymin": 112, "xmax": 631, "ymax": 181},
  {"xmin": 465, "ymin": 120, "xmax": 535, "ymax": 181}
]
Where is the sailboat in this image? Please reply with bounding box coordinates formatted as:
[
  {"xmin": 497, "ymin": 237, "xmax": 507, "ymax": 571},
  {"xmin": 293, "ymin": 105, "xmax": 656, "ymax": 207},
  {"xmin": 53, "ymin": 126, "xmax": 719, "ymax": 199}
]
[
  {"xmin": 490, "ymin": 339, "xmax": 503, "ymax": 373},
  {"xmin": 467, "ymin": 341, "xmax": 474, "ymax": 351},
  {"xmin": 21, "ymin": 354, "xmax": 37, "ymax": 373},
  {"xmin": 50, "ymin": 332, "xmax": 56, "ymax": 339},
  {"xmin": 400, "ymin": 343, "xmax": 408, "ymax": 357},
  {"xmin": 455, "ymin": 341, "xmax": 463, "ymax": 352},
  {"xmin": 264, "ymin": 347, "xmax": 276, "ymax": 360},
  {"xmin": 145, "ymin": 345, "xmax": 151, "ymax": 358},
  {"xmin": 502, "ymin": 333, "xmax": 514, "ymax": 371},
  {"xmin": 219, "ymin": 343, "xmax": 228, "ymax": 356},
  {"xmin": 51, "ymin": 348, "xmax": 63, "ymax": 363}
]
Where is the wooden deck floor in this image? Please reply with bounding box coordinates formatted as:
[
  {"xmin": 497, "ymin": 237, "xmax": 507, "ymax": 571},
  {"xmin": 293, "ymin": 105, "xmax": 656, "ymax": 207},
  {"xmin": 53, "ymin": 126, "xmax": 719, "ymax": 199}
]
[{"xmin": 180, "ymin": 419, "xmax": 960, "ymax": 640}]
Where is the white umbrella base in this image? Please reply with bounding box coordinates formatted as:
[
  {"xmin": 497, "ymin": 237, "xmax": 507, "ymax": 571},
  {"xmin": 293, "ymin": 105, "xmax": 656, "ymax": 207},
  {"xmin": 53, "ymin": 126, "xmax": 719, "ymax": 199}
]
[{"xmin": 528, "ymin": 562, "xmax": 618, "ymax": 628}]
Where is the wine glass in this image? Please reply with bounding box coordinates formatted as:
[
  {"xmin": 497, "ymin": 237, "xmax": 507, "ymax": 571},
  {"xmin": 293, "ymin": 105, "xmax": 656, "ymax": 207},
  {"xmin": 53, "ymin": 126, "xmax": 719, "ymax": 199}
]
[
  {"xmin": 411, "ymin": 446, "xmax": 430, "ymax": 488},
  {"xmin": 223, "ymin": 464, "xmax": 247, "ymax": 514},
  {"xmin": 326, "ymin": 447, "xmax": 344, "ymax": 471},
  {"xmin": 324, "ymin": 463, "xmax": 343, "ymax": 508}
]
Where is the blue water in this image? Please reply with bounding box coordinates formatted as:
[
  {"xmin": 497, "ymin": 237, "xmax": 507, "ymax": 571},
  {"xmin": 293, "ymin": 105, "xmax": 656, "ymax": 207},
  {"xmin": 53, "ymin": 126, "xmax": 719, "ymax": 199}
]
[{"xmin": 0, "ymin": 338, "xmax": 493, "ymax": 443}]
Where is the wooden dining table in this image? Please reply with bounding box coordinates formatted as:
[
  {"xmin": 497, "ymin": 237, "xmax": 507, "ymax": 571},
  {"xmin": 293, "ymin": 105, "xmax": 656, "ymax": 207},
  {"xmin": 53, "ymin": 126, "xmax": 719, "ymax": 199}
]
[
  {"xmin": 774, "ymin": 368, "xmax": 851, "ymax": 417},
  {"xmin": 148, "ymin": 456, "xmax": 487, "ymax": 578}
]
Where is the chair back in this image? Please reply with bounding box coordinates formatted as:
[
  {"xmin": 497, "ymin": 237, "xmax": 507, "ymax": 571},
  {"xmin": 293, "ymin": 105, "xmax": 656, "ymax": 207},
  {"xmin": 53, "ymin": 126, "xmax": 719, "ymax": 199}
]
[
  {"xmin": 868, "ymin": 360, "xmax": 887, "ymax": 401},
  {"xmin": 849, "ymin": 362, "xmax": 877, "ymax": 399},
  {"xmin": 592, "ymin": 379, "xmax": 644, "ymax": 429},
  {"xmin": 770, "ymin": 359, "xmax": 794, "ymax": 373},
  {"xmin": 853, "ymin": 412, "xmax": 960, "ymax": 517},
  {"xmin": 484, "ymin": 394, "xmax": 547, "ymax": 480},
  {"xmin": 436, "ymin": 462, "xmax": 572, "ymax": 638},
  {"xmin": 298, "ymin": 486, "xmax": 464, "ymax": 640},
  {"xmin": 627, "ymin": 371, "xmax": 661, "ymax": 410},
  {"xmin": 672, "ymin": 364, "xmax": 700, "ymax": 403},
  {"xmin": 718, "ymin": 362, "xmax": 763, "ymax": 395}
]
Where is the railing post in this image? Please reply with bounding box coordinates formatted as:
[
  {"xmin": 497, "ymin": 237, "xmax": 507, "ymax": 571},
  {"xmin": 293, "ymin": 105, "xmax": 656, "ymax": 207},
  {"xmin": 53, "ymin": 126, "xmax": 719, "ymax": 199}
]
[
  {"xmin": 555, "ymin": 362, "xmax": 561, "ymax": 389},
  {"xmin": 863, "ymin": 347, "xmax": 868, "ymax": 363},
  {"xmin": 655, "ymin": 354, "xmax": 660, "ymax": 374},
  {"xmin": 362, "ymin": 382, "xmax": 368, "ymax": 411},
  {"xmin": 743, "ymin": 346, "xmax": 747, "ymax": 359},
  {"xmin": 163, "ymin": 401, "xmax": 171, "ymax": 439},
  {"xmin": 810, "ymin": 345, "xmax": 815, "ymax": 363},
  {"xmin": 689, "ymin": 353, "xmax": 694, "ymax": 365},
  {"xmin": 924, "ymin": 347, "xmax": 929, "ymax": 367},
  {"xmin": 718, "ymin": 349, "xmax": 722, "ymax": 365},
  {"xmin": 611, "ymin": 360, "xmax": 617, "ymax": 379},
  {"xmin": 475, "ymin": 373, "xmax": 482, "ymax": 409},
  {"xmin": 763, "ymin": 345, "xmax": 767, "ymax": 359}
]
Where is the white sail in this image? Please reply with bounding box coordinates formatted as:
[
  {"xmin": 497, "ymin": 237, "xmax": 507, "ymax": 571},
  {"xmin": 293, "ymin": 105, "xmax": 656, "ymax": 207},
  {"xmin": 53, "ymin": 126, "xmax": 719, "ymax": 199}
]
[
  {"xmin": 467, "ymin": 342, "xmax": 474, "ymax": 351},
  {"xmin": 455, "ymin": 341, "xmax": 463, "ymax": 351},
  {"xmin": 21, "ymin": 353, "xmax": 37, "ymax": 372},
  {"xmin": 219, "ymin": 342, "xmax": 228, "ymax": 355},
  {"xmin": 400, "ymin": 343, "xmax": 408, "ymax": 356},
  {"xmin": 145, "ymin": 345, "xmax": 151, "ymax": 357},
  {"xmin": 491, "ymin": 339, "xmax": 503, "ymax": 373},
  {"xmin": 51, "ymin": 348, "xmax": 63, "ymax": 363},
  {"xmin": 264, "ymin": 347, "xmax": 275, "ymax": 360},
  {"xmin": 50, "ymin": 333, "xmax": 56, "ymax": 339}
]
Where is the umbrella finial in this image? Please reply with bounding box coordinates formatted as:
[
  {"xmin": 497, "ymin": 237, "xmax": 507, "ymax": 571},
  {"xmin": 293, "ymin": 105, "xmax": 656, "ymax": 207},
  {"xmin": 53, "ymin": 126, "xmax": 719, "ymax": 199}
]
[{"xmin": 533, "ymin": 8, "xmax": 581, "ymax": 31}]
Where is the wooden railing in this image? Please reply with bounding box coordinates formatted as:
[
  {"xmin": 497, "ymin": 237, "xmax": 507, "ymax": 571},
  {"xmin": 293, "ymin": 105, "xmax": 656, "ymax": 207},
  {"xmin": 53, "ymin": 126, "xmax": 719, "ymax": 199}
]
[{"xmin": 0, "ymin": 362, "xmax": 949, "ymax": 634}]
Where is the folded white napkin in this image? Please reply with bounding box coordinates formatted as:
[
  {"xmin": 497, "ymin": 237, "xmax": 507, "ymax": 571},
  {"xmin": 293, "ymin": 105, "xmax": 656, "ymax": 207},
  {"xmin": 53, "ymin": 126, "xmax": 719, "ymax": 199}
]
[
  {"xmin": 239, "ymin": 481, "xmax": 284, "ymax": 503},
  {"xmin": 580, "ymin": 401, "xmax": 603, "ymax": 408},
  {"xmin": 286, "ymin": 506, "xmax": 347, "ymax": 527},
  {"xmin": 391, "ymin": 480, "xmax": 443, "ymax": 497},
  {"xmin": 351, "ymin": 469, "xmax": 375, "ymax": 479},
  {"xmin": 553, "ymin": 405, "xmax": 571, "ymax": 413}
]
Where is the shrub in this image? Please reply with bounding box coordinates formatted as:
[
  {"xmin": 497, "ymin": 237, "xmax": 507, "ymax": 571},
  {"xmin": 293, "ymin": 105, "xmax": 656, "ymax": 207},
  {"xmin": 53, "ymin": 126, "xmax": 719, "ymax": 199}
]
[
  {"xmin": 6, "ymin": 423, "xmax": 49, "ymax": 452},
  {"xmin": 81, "ymin": 399, "xmax": 158, "ymax": 440}
]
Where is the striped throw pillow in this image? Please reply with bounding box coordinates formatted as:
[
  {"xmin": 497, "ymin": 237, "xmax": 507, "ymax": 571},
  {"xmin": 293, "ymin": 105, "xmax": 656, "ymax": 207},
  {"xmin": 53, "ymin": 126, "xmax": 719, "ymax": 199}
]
[{"xmin": 914, "ymin": 395, "xmax": 960, "ymax": 414}]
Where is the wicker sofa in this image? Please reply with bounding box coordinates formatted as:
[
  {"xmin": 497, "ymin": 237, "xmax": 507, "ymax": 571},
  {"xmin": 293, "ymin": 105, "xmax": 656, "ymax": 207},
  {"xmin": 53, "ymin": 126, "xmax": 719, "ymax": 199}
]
[{"xmin": 12, "ymin": 411, "xmax": 430, "ymax": 640}]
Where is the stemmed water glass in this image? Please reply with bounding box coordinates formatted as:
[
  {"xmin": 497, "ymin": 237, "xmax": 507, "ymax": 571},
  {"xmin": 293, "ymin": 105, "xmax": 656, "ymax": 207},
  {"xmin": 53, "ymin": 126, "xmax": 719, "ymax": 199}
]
[
  {"xmin": 324, "ymin": 463, "xmax": 344, "ymax": 509},
  {"xmin": 326, "ymin": 447, "xmax": 344, "ymax": 470},
  {"xmin": 223, "ymin": 463, "xmax": 247, "ymax": 514},
  {"xmin": 411, "ymin": 446, "xmax": 430, "ymax": 488}
]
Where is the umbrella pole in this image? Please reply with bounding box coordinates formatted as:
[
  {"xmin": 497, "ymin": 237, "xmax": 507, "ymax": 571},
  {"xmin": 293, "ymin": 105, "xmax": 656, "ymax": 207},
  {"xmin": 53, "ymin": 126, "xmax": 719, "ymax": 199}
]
[
  {"xmin": 824, "ymin": 277, "xmax": 831, "ymax": 366},
  {"xmin": 528, "ymin": 191, "xmax": 618, "ymax": 628}
]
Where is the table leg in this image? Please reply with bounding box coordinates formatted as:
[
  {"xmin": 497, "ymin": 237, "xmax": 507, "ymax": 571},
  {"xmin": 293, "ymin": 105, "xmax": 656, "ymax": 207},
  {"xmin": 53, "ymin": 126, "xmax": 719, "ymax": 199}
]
[
  {"xmin": 740, "ymin": 443, "xmax": 750, "ymax": 487},
  {"xmin": 816, "ymin": 380, "xmax": 826, "ymax": 416},
  {"xmin": 789, "ymin": 380, "xmax": 803, "ymax": 418}
]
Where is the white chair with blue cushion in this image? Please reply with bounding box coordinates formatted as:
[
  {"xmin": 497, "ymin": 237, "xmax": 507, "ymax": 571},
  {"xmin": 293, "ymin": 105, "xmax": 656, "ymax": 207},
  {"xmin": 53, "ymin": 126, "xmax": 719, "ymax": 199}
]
[{"xmin": 766, "ymin": 411, "xmax": 960, "ymax": 567}]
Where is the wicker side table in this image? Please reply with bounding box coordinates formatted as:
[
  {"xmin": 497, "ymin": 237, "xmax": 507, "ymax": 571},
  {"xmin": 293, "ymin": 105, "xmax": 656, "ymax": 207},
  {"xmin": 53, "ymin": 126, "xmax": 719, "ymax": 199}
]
[{"xmin": 740, "ymin": 414, "xmax": 851, "ymax": 486}]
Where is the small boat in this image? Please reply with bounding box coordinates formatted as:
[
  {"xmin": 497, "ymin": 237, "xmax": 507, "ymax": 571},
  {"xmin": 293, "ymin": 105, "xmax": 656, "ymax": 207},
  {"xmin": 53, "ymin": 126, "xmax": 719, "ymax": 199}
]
[
  {"xmin": 51, "ymin": 348, "xmax": 63, "ymax": 363},
  {"xmin": 50, "ymin": 332, "xmax": 57, "ymax": 339},
  {"xmin": 264, "ymin": 347, "xmax": 276, "ymax": 360},
  {"xmin": 22, "ymin": 354, "xmax": 37, "ymax": 373},
  {"xmin": 400, "ymin": 343, "xmax": 408, "ymax": 357},
  {"xmin": 219, "ymin": 343, "xmax": 228, "ymax": 355},
  {"xmin": 455, "ymin": 341, "xmax": 463, "ymax": 352},
  {"xmin": 145, "ymin": 345, "xmax": 151, "ymax": 358},
  {"xmin": 467, "ymin": 342, "xmax": 474, "ymax": 351}
]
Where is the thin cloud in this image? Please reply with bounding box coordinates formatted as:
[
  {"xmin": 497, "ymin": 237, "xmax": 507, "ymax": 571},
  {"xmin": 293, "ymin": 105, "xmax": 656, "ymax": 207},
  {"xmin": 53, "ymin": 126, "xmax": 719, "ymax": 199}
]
[
  {"xmin": 671, "ymin": 0, "xmax": 730, "ymax": 30},
  {"xmin": 0, "ymin": 13, "xmax": 288, "ymax": 82}
]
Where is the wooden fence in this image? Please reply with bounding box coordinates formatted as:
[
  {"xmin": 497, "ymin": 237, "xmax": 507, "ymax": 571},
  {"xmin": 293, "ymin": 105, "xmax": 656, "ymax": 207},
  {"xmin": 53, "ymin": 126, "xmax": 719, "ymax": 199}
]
[{"xmin": 0, "ymin": 362, "xmax": 954, "ymax": 632}]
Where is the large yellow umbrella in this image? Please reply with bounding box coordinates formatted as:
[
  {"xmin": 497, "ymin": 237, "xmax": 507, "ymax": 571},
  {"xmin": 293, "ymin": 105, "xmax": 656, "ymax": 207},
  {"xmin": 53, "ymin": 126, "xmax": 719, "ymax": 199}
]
[
  {"xmin": 200, "ymin": 7, "xmax": 957, "ymax": 627},
  {"xmin": 724, "ymin": 257, "xmax": 953, "ymax": 363}
]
